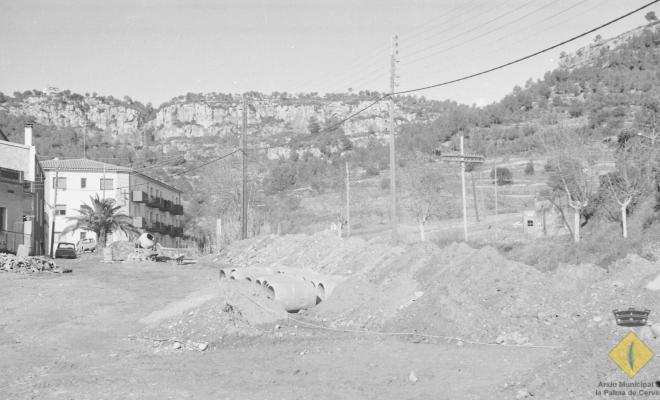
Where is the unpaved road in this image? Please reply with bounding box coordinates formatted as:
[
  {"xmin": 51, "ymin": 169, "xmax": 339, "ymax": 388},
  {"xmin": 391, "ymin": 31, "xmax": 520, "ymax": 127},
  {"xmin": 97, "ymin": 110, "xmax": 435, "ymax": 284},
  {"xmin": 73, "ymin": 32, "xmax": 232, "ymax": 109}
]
[{"xmin": 0, "ymin": 255, "xmax": 553, "ymax": 399}]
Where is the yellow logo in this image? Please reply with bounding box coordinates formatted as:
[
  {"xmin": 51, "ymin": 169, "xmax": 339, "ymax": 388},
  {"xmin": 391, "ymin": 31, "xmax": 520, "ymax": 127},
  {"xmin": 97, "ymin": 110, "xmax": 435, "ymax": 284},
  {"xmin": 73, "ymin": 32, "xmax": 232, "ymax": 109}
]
[{"xmin": 608, "ymin": 331, "xmax": 654, "ymax": 378}]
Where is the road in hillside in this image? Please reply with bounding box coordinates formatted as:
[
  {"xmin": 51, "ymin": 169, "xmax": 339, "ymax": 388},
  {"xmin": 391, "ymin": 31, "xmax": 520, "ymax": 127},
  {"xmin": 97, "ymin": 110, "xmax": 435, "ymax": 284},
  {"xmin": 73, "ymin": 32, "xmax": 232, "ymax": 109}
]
[
  {"xmin": 0, "ymin": 256, "xmax": 554, "ymax": 399},
  {"xmin": 351, "ymin": 212, "xmax": 525, "ymax": 243}
]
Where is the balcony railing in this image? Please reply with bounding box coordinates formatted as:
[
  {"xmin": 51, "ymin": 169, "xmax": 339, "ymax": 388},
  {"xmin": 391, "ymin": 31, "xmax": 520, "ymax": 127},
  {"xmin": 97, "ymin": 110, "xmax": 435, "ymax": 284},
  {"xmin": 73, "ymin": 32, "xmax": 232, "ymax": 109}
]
[
  {"xmin": 171, "ymin": 204, "xmax": 184, "ymax": 215},
  {"xmin": 146, "ymin": 197, "xmax": 163, "ymax": 209},
  {"xmin": 159, "ymin": 199, "xmax": 172, "ymax": 212}
]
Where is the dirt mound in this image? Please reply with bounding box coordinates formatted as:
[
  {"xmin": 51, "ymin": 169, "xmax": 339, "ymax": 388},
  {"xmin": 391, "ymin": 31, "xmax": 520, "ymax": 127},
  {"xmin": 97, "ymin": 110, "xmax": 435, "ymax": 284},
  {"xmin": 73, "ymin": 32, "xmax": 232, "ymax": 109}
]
[
  {"xmin": 219, "ymin": 231, "xmax": 404, "ymax": 275},
  {"xmin": 218, "ymin": 231, "xmax": 660, "ymax": 349},
  {"xmin": 138, "ymin": 280, "xmax": 287, "ymax": 352}
]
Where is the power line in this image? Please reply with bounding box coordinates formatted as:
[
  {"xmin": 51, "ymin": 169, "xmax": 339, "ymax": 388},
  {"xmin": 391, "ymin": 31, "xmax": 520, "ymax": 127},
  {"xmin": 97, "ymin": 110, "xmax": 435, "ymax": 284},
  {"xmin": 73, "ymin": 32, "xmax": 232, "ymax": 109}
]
[
  {"xmin": 402, "ymin": 0, "xmax": 592, "ymax": 77},
  {"xmin": 402, "ymin": 0, "xmax": 567, "ymax": 67},
  {"xmin": 250, "ymin": 0, "xmax": 659, "ymax": 153},
  {"xmin": 394, "ymin": 0, "xmax": 660, "ymax": 96},
  {"xmin": 403, "ymin": 0, "xmax": 536, "ymax": 60}
]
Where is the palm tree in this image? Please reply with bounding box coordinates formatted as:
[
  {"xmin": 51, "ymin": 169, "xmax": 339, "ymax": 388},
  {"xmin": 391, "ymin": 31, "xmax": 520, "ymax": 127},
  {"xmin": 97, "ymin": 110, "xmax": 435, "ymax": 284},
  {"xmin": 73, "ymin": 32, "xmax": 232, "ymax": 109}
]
[{"xmin": 65, "ymin": 195, "xmax": 139, "ymax": 251}]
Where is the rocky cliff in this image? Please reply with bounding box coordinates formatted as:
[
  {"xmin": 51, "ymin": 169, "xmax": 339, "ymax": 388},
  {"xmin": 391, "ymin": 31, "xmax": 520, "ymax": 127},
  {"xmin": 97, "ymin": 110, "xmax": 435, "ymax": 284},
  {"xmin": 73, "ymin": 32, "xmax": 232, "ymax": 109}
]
[{"xmin": 0, "ymin": 91, "xmax": 438, "ymax": 146}]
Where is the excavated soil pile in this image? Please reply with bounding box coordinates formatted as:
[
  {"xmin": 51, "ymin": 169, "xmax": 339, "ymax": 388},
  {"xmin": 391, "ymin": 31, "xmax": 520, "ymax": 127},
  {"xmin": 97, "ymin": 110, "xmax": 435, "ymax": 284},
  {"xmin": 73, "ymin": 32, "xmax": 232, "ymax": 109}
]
[
  {"xmin": 505, "ymin": 255, "xmax": 660, "ymax": 399},
  {"xmin": 138, "ymin": 280, "xmax": 287, "ymax": 352},
  {"xmin": 219, "ymin": 231, "xmax": 403, "ymax": 275},
  {"xmin": 219, "ymin": 232, "xmax": 660, "ymax": 348}
]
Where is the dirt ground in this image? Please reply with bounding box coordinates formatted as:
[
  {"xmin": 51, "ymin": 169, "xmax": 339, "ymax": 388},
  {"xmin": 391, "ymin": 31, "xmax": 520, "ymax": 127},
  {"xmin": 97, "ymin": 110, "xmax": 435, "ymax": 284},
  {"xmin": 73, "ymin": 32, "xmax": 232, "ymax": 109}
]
[{"xmin": 0, "ymin": 254, "xmax": 555, "ymax": 400}]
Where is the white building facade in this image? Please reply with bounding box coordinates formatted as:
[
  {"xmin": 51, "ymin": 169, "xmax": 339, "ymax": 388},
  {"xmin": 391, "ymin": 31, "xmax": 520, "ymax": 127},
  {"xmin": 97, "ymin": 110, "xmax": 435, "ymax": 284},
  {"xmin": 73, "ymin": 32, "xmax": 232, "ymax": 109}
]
[{"xmin": 42, "ymin": 159, "xmax": 183, "ymax": 253}]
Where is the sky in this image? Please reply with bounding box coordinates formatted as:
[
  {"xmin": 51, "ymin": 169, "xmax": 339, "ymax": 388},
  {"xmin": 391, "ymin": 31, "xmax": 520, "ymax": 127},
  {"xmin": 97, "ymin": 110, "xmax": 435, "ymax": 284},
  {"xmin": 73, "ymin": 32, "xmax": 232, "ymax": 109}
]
[{"xmin": 0, "ymin": 0, "xmax": 656, "ymax": 107}]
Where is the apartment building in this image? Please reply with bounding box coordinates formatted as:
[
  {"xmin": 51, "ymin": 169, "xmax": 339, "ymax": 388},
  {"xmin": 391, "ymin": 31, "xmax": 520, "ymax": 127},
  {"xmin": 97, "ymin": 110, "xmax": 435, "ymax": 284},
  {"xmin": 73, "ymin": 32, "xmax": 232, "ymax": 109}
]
[
  {"xmin": 0, "ymin": 124, "xmax": 46, "ymax": 255},
  {"xmin": 41, "ymin": 158, "xmax": 183, "ymax": 253}
]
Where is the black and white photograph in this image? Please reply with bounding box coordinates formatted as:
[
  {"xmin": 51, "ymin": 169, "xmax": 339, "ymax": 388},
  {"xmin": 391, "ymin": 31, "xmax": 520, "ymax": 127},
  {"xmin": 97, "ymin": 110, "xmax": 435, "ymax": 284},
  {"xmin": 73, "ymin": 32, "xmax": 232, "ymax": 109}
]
[{"xmin": 2, "ymin": 0, "xmax": 660, "ymax": 398}]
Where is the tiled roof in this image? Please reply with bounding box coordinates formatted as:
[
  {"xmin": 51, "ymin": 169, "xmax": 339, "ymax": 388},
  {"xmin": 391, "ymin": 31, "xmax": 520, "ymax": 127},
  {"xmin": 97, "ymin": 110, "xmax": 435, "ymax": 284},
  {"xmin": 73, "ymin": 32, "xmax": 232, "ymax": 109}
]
[
  {"xmin": 40, "ymin": 158, "xmax": 182, "ymax": 193},
  {"xmin": 40, "ymin": 158, "xmax": 133, "ymax": 172}
]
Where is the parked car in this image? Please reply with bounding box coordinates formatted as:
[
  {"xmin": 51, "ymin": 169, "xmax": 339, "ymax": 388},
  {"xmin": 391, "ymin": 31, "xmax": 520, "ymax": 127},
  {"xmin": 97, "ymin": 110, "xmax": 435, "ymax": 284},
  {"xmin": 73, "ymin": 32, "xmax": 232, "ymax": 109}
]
[
  {"xmin": 54, "ymin": 242, "xmax": 78, "ymax": 259},
  {"xmin": 77, "ymin": 238, "xmax": 97, "ymax": 253}
]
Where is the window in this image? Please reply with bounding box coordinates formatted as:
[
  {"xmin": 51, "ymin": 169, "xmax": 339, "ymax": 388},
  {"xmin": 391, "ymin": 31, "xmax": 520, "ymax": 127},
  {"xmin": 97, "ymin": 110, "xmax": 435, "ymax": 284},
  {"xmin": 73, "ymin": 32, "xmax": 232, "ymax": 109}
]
[
  {"xmin": 0, "ymin": 207, "xmax": 5, "ymax": 231},
  {"xmin": 100, "ymin": 178, "xmax": 113, "ymax": 190},
  {"xmin": 55, "ymin": 205, "xmax": 66, "ymax": 216},
  {"xmin": 52, "ymin": 177, "xmax": 67, "ymax": 189},
  {"xmin": 81, "ymin": 178, "xmax": 87, "ymax": 189},
  {"xmin": 80, "ymin": 232, "xmax": 87, "ymax": 240},
  {"xmin": 527, "ymin": 220, "xmax": 534, "ymax": 227}
]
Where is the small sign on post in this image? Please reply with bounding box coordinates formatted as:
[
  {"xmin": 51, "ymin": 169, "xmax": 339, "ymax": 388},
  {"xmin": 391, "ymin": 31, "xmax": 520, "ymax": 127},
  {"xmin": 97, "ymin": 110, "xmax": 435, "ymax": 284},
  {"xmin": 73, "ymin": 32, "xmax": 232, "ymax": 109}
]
[{"xmin": 439, "ymin": 136, "xmax": 485, "ymax": 242}]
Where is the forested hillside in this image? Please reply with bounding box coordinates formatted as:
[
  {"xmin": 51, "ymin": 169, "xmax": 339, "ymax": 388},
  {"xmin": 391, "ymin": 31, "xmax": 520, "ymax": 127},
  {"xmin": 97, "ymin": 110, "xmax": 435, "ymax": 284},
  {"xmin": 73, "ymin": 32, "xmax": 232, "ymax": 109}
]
[{"xmin": 2, "ymin": 19, "xmax": 660, "ymax": 243}]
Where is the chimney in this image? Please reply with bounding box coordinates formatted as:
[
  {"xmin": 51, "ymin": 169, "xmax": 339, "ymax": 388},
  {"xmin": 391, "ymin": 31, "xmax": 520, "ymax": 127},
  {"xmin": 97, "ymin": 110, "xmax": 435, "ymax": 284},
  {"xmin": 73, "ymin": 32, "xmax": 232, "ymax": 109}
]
[{"xmin": 24, "ymin": 123, "xmax": 33, "ymax": 147}]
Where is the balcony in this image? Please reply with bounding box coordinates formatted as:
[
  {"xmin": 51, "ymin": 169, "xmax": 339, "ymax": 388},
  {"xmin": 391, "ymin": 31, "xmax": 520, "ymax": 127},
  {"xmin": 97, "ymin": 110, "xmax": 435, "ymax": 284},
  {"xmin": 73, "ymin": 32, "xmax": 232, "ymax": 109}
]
[
  {"xmin": 171, "ymin": 204, "xmax": 184, "ymax": 215},
  {"xmin": 146, "ymin": 197, "xmax": 163, "ymax": 209},
  {"xmin": 164, "ymin": 224, "xmax": 175, "ymax": 236},
  {"xmin": 159, "ymin": 199, "xmax": 172, "ymax": 212},
  {"xmin": 147, "ymin": 221, "xmax": 166, "ymax": 233},
  {"xmin": 132, "ymin": 191, "xmax": 148, "ymax": 203}
]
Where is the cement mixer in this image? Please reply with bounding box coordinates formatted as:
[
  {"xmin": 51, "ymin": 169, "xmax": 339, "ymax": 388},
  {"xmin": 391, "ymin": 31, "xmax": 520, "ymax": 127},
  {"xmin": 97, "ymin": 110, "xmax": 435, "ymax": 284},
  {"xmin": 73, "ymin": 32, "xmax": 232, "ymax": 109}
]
[{"xmin": 137, "ymin": 233, "xmax": 155, "ymax": 249}]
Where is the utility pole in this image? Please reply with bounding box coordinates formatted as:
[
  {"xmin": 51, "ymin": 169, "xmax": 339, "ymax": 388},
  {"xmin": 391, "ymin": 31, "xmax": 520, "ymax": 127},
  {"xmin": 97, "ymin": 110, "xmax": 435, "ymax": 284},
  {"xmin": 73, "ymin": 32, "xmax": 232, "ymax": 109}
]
[
  {"xmin": 241, "ymin": 94, "xmax": 248, "ymax": 240},
  {"xmin": 460, "ymin": 136, "xmax": 468, "ymax": 241},
  {"xmin": 49, "ymin": 166, "xmax": 59, "ymax": 258},
  {"xmin": 494, "ymin": 166, "xmax": 498, "ymax": 240},
  {"xmin": 441, "ymin": 138, "xmax": 484, "ymax": 242},
  {"xmin": 345, "ymin": 161, "xmax": 350, "ymax": 237},
  {"xmin": 389, "ymin": 34, "xmax": 399, "ymax": 243},
  {"xmin": 471, "ymin": 172, "xmax": 480, "ymax": 222},
  {"xmin": 102, "ymin": 163, "xmax": 106, "ymax": 199}
]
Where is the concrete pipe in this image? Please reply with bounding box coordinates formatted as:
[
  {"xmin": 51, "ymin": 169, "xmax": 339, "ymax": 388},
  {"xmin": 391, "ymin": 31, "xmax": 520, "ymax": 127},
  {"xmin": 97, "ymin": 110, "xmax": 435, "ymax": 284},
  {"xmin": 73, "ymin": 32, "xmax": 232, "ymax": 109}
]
[
  {"xmin": 316, "ymin": 283, "xmax": 325, "ymax": 303},
  {"xmin": 229, "ymin": 267, "xmax": 275, "ymax": 281},
  {"xmin": 219, "ymin": 267, "xmax": 236, "ymax": 280},
  {"xmin": 263, "ymin": 275, "xmax": 318, "ymax": 312}
]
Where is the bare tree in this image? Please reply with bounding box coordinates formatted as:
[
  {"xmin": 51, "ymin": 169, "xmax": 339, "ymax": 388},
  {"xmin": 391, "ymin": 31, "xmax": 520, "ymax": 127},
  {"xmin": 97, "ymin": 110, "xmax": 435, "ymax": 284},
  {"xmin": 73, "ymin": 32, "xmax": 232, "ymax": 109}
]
[
  {"xmin": 543, "ymin": 132, "xmax": 597, "ymax": 243},
  {"xmin": 404, "ymin": 169, "xmax": 453, "ymax": 241},
  {"xmin": 604, "ymin": 139, "xmax": 654, "ymax": 238}
]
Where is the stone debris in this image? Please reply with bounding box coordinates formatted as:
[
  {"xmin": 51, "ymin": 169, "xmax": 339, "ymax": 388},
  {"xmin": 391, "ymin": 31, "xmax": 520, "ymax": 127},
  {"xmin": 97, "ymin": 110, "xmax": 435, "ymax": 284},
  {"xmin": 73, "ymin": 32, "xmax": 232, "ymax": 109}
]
[{"xmin": 0, "ymin": 252, "xmax": 70, "ymax": 274}]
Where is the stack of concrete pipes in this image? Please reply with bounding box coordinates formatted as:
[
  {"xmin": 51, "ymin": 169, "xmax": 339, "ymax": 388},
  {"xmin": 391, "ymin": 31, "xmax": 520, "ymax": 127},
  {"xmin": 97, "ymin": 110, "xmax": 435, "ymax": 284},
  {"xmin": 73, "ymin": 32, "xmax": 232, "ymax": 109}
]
[{"xmin": 219, "ymin": 266, "xmax": 342, "ymax": 312}]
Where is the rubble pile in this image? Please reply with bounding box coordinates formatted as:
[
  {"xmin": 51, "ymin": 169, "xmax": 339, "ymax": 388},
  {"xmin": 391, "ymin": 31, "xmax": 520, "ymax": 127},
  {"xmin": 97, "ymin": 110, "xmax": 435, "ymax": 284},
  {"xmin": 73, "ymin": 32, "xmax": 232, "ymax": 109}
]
[
  {"xmin": 139, "ymin": 280, "xmax": 287, "ymax": 351},
  {"xmin": 0, "ymin": 252, "xmax": 68, "ymax": 273}
]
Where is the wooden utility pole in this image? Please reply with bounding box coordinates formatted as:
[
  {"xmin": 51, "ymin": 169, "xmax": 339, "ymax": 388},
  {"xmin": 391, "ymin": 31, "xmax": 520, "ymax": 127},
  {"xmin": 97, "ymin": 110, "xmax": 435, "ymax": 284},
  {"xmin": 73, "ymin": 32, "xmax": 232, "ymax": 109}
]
[
  {"xmin": 389, "ymin": 34, "xmax": 399, "ymax": 243},
  {"xmin": 441, "ymin": 138, "xmax": 484, "ymax": 242},
  {"xmin": 216, "ymin": 218, "xmax": 222, "ymax": 252},
  {"xmin": 345, "ymin": 161, "xmax": 350, "ymax": 237},
  {"xmin": 494, "ymin": 166, "xmax": 499, "ymax": 217},
  {"xmin": 471, "ymin": 172, "xmax": 480, "ymax": 222},
  {"xmin": 494, "ymin": 166, "xmax": 498, "ymax": 240},
  {"xmin": 49, "ymin": 166, "xmax": 59, "ymax": 258},
  {"xmin": 241, "ymin": 94, "xmax": 248, "ymax": 240},
  {"xmin": 460, "ymin": 136, "xmax": 468, "ymax": 241}
]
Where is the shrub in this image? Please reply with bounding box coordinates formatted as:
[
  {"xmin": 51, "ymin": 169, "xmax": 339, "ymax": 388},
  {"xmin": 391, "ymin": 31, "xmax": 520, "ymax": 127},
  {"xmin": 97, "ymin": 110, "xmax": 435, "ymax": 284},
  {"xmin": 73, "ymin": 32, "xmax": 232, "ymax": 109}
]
[
  {"xmin": 490, "ymin": 167, "xmax": 513, "ymax": 185},
  {"xmin": 524, "ymin": 160, "xmax": 535, "ymax": 176},
  {"xmin": 364, "ymin": 166, "xmax": 380, "ymax": 177}
]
